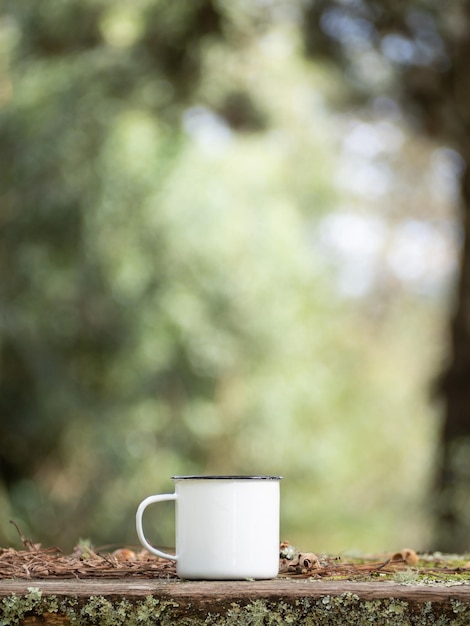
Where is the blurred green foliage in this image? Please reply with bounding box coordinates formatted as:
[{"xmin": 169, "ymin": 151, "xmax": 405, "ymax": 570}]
[{"xmin": 0, "ymin": 0, "xmax": 450, "ymax": 553}]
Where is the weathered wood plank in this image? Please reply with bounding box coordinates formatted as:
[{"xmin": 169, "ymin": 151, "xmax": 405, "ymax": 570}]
[
  {"xmin": 1, "ymin": 578, "xmax": 470, "ymax": 624},
  {"xmin": 1, "ymin": 577, "xmax": 470, "ymax": 602}
]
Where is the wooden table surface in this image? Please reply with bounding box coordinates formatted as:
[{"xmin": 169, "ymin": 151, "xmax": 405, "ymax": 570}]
[
  {"xmin": 1, "ymin": 576, "xmax": 470, "ymax": 602},
  {"xmin": 1, "ymin": 577, "xmax": 470, "ymax": 624}
]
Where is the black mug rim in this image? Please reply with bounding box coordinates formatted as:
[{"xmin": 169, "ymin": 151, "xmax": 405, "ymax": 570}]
[{"xmin": 171, "ymin": 475, "xmax": 282, "ymax": 480}]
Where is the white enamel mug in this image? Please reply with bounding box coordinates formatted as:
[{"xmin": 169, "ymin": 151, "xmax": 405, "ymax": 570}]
[{"xmin": 136, "ymin": 475, "xmax": 282, "ymax": 580}]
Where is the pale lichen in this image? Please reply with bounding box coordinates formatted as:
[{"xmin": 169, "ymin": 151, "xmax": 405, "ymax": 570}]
[
  {"xmin": 1, "ymin": 589, "xmax": 470, "ymax": 625},
  {"xmin": 0, "ymin": 587, "xmax": 44, "ymax": 625},
  {"xmin": 392, "ymin": 568, "xmax": 420, "ymax": 585},
  {"xmin": 0, "ymin": 593, "xmax": 179, "ymax": 626}
]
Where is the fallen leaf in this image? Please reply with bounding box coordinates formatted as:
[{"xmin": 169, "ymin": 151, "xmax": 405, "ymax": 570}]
[
  {"xmin": 391, "ymin": 549, "xmax": 419, "ymax": 566},
  {"xmin": 112, "ymin": 549, "xmax": 136, "ymax": 561}
]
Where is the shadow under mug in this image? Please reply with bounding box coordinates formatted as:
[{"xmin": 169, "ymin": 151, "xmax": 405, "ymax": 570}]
[{"xmin": 136, "ymin": 475, "xmax": 282, "ymax": 580}]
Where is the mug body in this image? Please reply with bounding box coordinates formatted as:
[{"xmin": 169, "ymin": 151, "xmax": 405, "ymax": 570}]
[{"xmin": 173, "ymin": 475, "xmax": 281, "ymax": 580}]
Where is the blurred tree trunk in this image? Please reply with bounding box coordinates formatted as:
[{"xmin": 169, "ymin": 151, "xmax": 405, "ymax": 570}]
[
  {"xmin": 430, "ymin": 7, "xmax": 470, "ymax": 551},
  {"xmin": 436, "ymin": 155, "xmax": 470, "ymax": 551},
  {"xmin": 301, "ymin": 0, "xmax": 470, "ymax": 552}
]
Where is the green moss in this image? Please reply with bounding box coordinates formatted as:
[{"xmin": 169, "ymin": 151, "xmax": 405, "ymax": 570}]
[{"xmin": 324, "ymin": 554, "xmax": 470, "ymax": 587}]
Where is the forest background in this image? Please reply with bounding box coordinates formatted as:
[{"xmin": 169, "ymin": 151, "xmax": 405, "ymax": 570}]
[{"xmin": 1, "ymin": 0, "xmax": 469, "ymax": 555}]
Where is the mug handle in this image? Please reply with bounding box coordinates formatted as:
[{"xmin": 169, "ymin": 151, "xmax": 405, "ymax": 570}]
[{"xmin": 136, "ymin": 493, "xmax": 177, "ymax": 561}]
